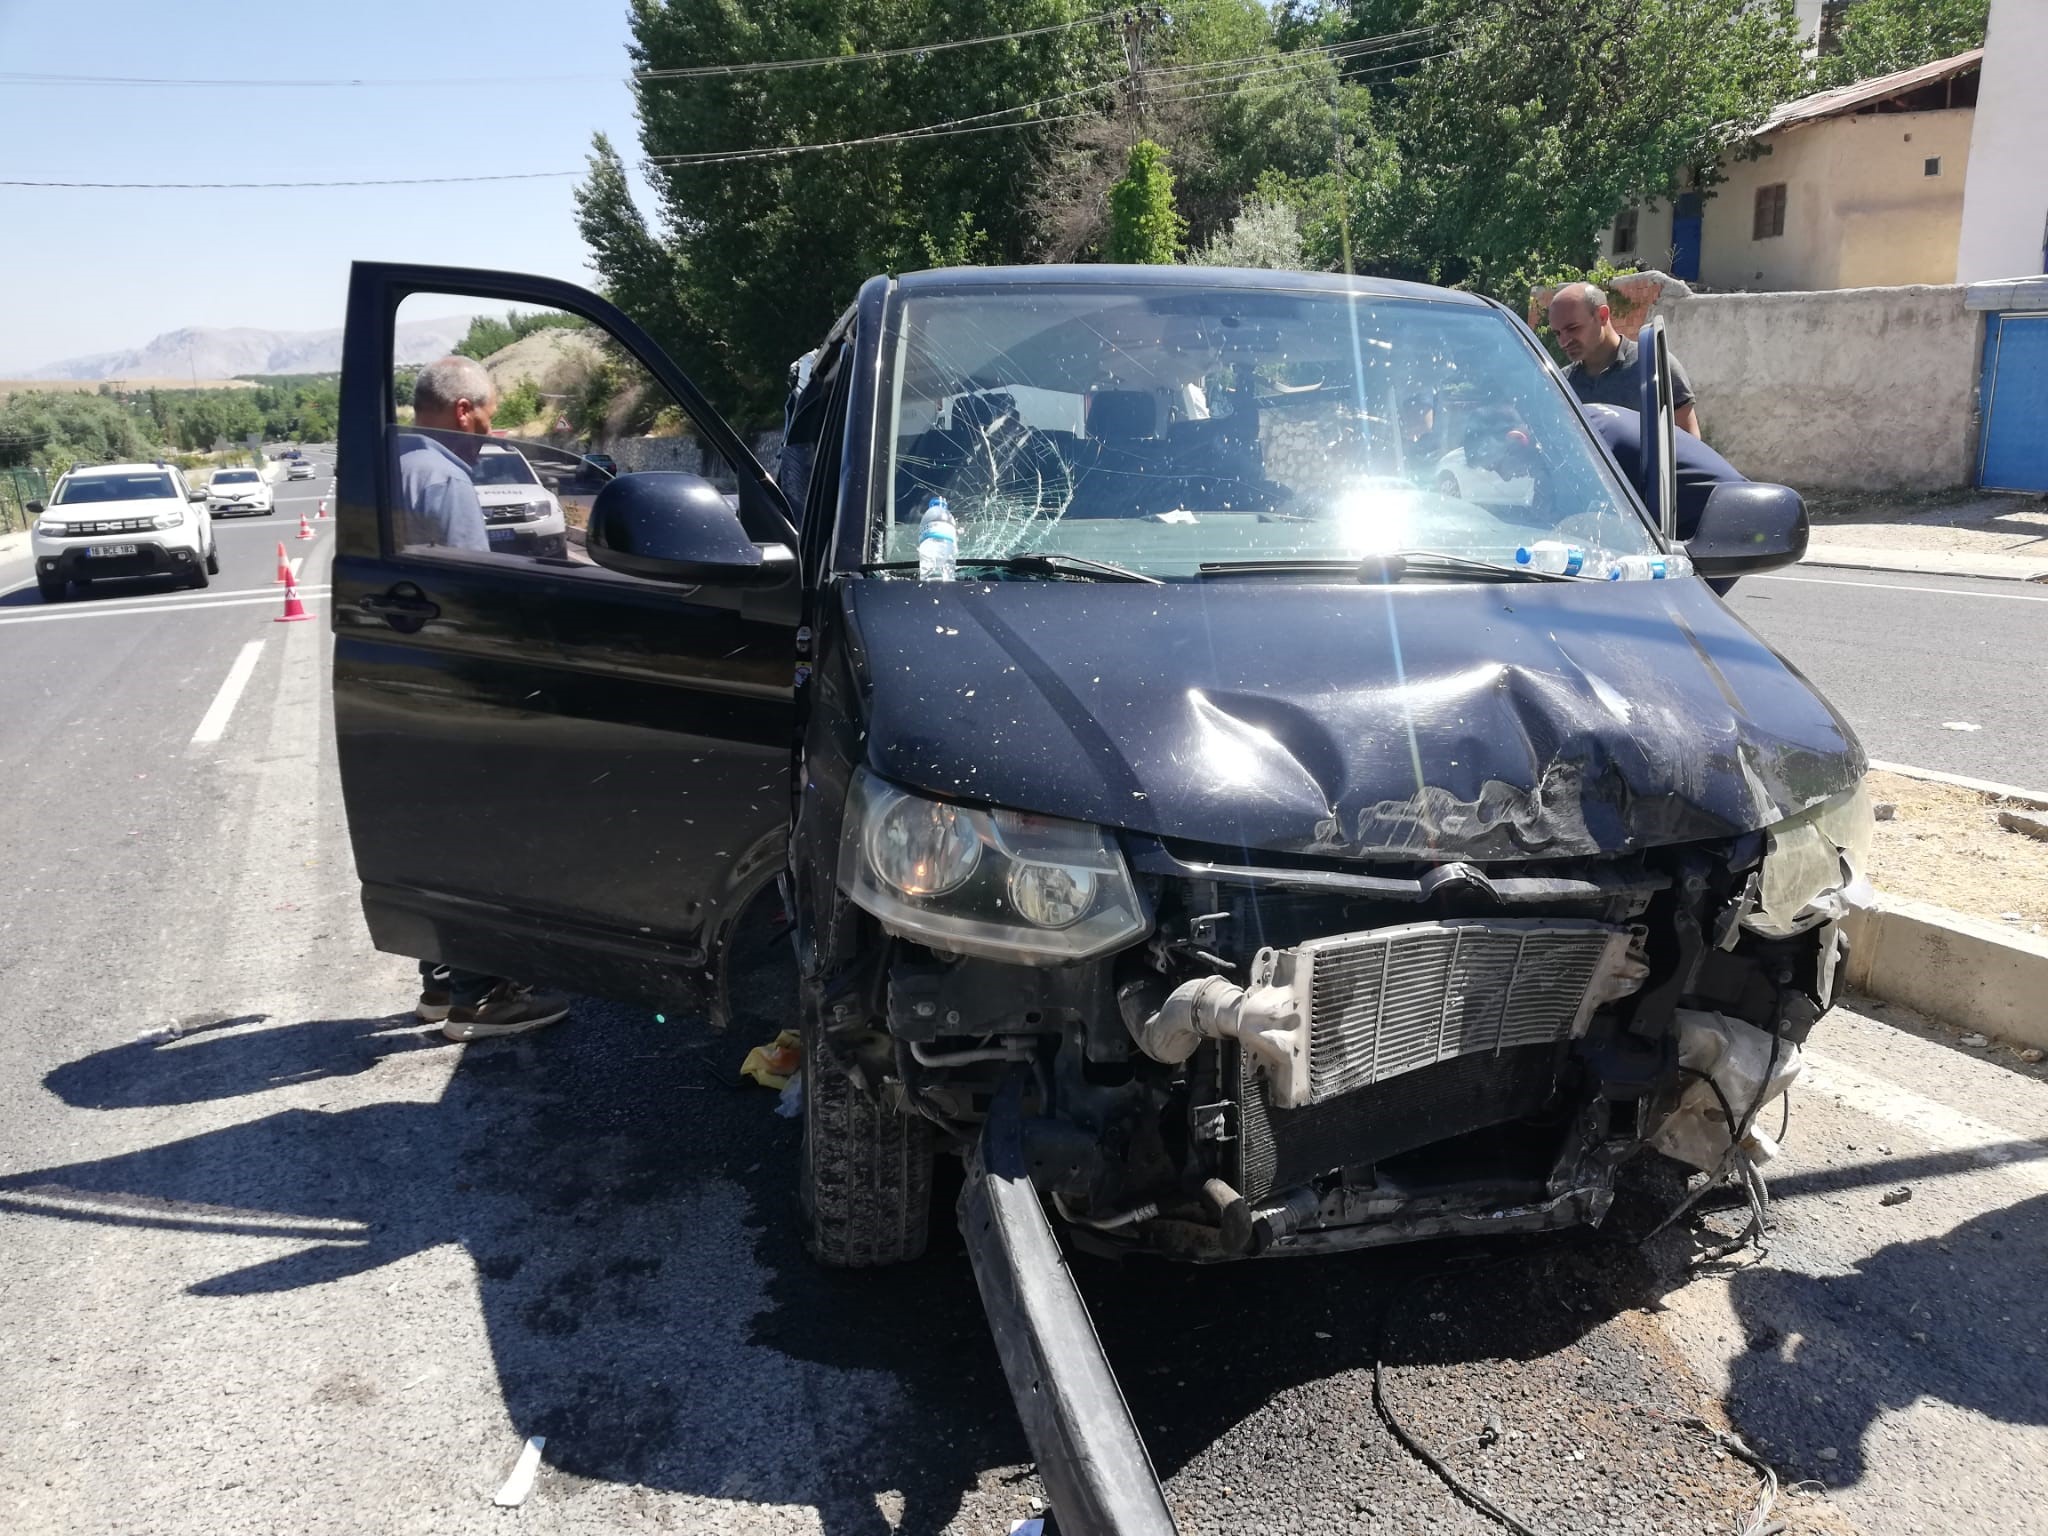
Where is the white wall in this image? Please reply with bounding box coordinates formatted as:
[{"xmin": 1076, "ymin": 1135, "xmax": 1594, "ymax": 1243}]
[
  {"xmin": 1658, "ymin": 285, "xmax": 1982, "ymax": 491},
  {"xmin": 1956, "ymin": 0, "xmax": 2048, "ymax": 283}
]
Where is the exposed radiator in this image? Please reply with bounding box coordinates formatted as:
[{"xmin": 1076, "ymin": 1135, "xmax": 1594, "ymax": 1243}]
[{"xmin": 1297, "ymin": 919, "xmax": 1625, "ymax": 1105}]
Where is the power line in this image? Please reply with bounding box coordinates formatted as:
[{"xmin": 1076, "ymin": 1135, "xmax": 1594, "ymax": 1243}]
[
  {"xmin": 0, "ymin": 171, "xmax": 582, "ymax": 189},
  {"xmin": 0, "ymin": 9, "xmax": 1121, "ymax": 90}
]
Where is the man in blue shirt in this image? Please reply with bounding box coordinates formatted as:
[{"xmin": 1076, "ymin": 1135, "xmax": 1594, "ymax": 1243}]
[
  {"xmin": 395, "ymin": 356, "xmax": 570, "ymax": 1040},
  {"xmin": 396, "ymin": 356, "xmax": 494, "ymax": 551}
]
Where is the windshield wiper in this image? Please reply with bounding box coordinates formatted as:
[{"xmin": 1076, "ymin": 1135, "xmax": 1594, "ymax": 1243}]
[
  {"xmin": 1197, "ymin": 551, "xmax": 1579, "ymax": 583},
  {"xmin": 862, "ymin": 552, "xmax": 1162, "ymax": 585}
]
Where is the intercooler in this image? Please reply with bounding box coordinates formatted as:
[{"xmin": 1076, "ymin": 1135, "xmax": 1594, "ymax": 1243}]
[{"xmin": 1222, "ymin": 919, "xmax": 1627, "ymax": 1203}]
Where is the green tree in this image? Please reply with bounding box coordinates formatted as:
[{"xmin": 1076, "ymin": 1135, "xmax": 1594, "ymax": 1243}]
[
  {"xmin": 0, "ymin": 391, "xmax": 152, "ymax": 473},
  {"xmin": 580, "ymin": 0, "xmax": 1118, "ymax": 420},
  {"xmin": 1301, "ymin": 0, "xmax": 1808, "ymax": 296},
  {"xmin": 1107, "ymin": 139, "xmax": 1187, "ymax": 263},
  {"xmin": 1188, "ymin": 193, "xmax": 1306, "ymax": 268},
  {"xmin": 1815, "ymin": 0, "xmax": 1987, "ymax": 88}
]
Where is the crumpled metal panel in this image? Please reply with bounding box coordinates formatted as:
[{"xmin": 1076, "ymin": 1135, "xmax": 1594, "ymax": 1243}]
[{"xmin": 845, "ymin": 577, "xmax": 1863, "ymax": 862}]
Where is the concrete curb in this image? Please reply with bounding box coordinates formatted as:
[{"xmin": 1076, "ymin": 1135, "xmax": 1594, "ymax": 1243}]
[
  {"xmin": 1868, "ymin": 758, "xmax": 2048, "ymax": 808},
  {"xmin": 1844, "ymin": 891, "xmax": 2048, "ymax": 1053},
  {"xmin": 1801, "ymin": 547, "xmax": 2048, "ymax": 584}
]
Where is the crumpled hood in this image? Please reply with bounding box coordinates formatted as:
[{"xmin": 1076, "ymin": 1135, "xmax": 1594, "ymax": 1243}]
[{"xmin": 843, "ymin": 578, "xmax": 1864, "ymax": 862}]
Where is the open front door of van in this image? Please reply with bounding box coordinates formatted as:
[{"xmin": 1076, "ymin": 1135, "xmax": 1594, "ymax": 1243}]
[{"xmin": 331, "ymin": 262, "xmax": 801, "ymax": 1013}]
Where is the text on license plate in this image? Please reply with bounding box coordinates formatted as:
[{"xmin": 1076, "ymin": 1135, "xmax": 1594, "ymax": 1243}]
[{"xmin": 89, "ymin": 544, "xmax": 139, "ymax": 557}]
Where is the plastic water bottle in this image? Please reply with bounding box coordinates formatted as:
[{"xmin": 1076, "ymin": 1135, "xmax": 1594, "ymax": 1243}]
[
  {"xmin": 1515, "ymin": 540, "xmax": 1586, "ymax": 576},
  {"xmin": 1606, "ymin": 552, "xmax": 1694, "ymax": 581},
  {"xmin": 918, "ymin": 497, "xmax": 957, "ymax": 583}
]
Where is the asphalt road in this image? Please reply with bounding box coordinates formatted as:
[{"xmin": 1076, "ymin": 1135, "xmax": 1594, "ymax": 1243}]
[
  {"xmin": 1735, "ymin": 567, "xmax": 2048, "ymax": 788},
  {"xmin": 2, "ymin": 505, "xmax": 2044, "ymax": 1536}
]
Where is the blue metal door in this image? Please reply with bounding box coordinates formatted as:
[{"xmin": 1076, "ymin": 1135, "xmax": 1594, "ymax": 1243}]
[
  {"xmin": 1670, "ymin": 193, "xmax": 1703, "ymax": 282},
  {"xmin": 1979, "ymin": 312, "xmax": 2048, "ymax": 492}
]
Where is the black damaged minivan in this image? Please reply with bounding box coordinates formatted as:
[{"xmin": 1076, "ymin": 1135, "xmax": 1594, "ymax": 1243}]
[{"xmin": 335, "ymin": 261, "xmax": 1867, "ymax": 1273}]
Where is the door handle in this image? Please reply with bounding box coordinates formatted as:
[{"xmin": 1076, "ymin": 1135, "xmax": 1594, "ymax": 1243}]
[{"xmin": 358, "ymin": 584, "xmax": 440, "ymax": 631}]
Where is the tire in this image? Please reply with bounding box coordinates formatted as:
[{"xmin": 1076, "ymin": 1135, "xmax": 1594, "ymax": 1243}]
[
  {"xmin": 205, "ymin": 543, "xmax": 220, "ymax": 576},
  {"xmin": 264, "ymin": 506, "xmax": 275, "ymax": 516},
  {"xmin": 800, "ymin": 999, "xmax": 934, "ymax": 1267},
  {"xmin": 1435, "ymin": 471, "xmax": 1462, "ymax": 498},
  {"xmin": 186, "ymin": 558, "xmax": 210, "ymax": 590},
  {"xmin": 37, "ymin": 576, "xmax": 66, "ymax": 602}
]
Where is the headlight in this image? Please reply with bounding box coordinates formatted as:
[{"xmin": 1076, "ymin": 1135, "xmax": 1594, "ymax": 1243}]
[
  {"xmin": 1748, "ymin": 779, "xmax": 1873, "ymax": 936},
  {"xmin": 35, "ymin": 516, "xmax": 66, "ymax": 536},
  {"xmin": 839, "ymin": 769, "xmax": 1150, "ymax": 963},
  {"xmin": 151, "ymin": 508, "xmax": 186, "ymax": 529}
]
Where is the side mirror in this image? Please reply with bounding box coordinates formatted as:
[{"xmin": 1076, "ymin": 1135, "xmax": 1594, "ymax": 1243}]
[
  {"xmin": 25, "ymin": 500, "xmax": 43, "ymax": 515},
  {"xmin": 585, "ymin": 471, "xmax": 794, "ymax": 587},
  {"xmin": 189, "ymin": 487, "xmax": 208, "ymax": 501},
  {"xmin": 1684, "ymin": 483, "xmax": 1808, "ymax": 577}
]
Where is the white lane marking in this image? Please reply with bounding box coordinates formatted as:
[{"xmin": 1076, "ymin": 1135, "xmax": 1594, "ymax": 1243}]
[
  {"xmin": 1801, "ymin": 1048, "xmax": 2048, "ymax": 1194},
  {"xmin": 0, "ymin": 590, "xmax": 329, "ymax": 627},
  {"xmin": 1752, "ymin": 572, "xmax": 2048, "ymax": 603},
  {"xmin": 6, "ymin": 579, "xmax": 331, "ymax": 615},
  {"xmin": 190, "ymin": 639, "xmax": 268, "ymax": 745}
]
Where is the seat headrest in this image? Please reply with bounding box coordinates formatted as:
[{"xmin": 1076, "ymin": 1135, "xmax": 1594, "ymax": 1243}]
[{"xmin": 1087, "ymin": 390, "xmax": 1158, "ymax": 442}]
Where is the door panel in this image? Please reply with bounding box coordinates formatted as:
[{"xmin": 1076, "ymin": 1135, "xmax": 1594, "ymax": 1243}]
[
  {"xmin": 333, "ymin": 265, "xmax": 801, "ymax": 1009},
  {"xmin": 1979, "ymin": 313, "xmax": 2048, "ymax": 493}
]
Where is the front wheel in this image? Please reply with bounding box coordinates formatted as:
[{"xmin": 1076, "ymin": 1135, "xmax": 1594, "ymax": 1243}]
[
  {"xmin": 186, "ymin": 558, "xmax": 210, "ymax": 590},
  {"xmin": 205, "ymin": 543, "xmax": 220, "ymax": 576},
  {"xmin": 37, "ymin": 576, "xmax": 66, "ymax": 602},
  {"xmin": 800, "ymin": 1000, "xmax": 934, "ymax": 1267}
]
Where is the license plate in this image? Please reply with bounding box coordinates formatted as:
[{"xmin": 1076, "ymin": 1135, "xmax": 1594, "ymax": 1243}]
[
  {"xmin": 89, "ymin": 544, "xmax": 139, "ymax": 557},
  {"xmin": 487, "ymin": 528, "xmax": 515, "ymax": 543}
]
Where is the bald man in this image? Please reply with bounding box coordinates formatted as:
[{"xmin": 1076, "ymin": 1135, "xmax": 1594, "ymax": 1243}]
[
  {"xmin": 395, "ymin": 355, "xmax": 494, "ymax": 551},
  {"xmin": 1548, "ymin": 282, "xmax": 1701, "ymax": 437}
]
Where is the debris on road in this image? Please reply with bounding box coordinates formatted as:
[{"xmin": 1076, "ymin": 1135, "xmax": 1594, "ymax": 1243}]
[
  {"xmin": 1960, "ymin": 1033, "xmax": 1991, "ymax": 1048},
  {"xmin": 492, "ymin": 1435, "xmax": 546, "ymax": 1508},
  {"xmin": 1880, "ymin": 1186, "xmax": 1913, "ymax": 1206},
  {"xmin": 738, "ymin": 1029, "xmax": 800, "ymax": 1090},
  {"xmin": 1862, "ymin": 770, "xmax": 2048, "ymax": 928},
  {"xmin": 1999, "ymin": 809, "xmax": 2048, "ymax": 843},
  {"xmin": 1873, "ymin": 801, "xmax": 1897, "ymax": 821},
  {"xmin": 2020, "ymin": 1048, "xmax": 2045, "ymax": 1064},
  {"xmin": 774, "ymin": 1070, "xmax": 803, "ymax": 1118}
]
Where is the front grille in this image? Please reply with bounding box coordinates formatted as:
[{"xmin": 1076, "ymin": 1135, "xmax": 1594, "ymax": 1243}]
[
  {"xmin": 53, "ymin": 515, "xmax": 155, "ymax": 537},
  {"xmin": 1300, "ymin": 919, "xmax": 1623, "ymax": 1104}
]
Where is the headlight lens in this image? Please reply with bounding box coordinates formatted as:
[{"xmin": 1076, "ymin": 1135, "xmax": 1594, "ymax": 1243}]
[
  {"xmin": 1007, "ymin": 857, "xmax": 1098, "ymax": 929},
  {"xmin": 151, "ymin": 508, "xmax": 186, "ymax": 529},
  {"xmin": 1750, "ymin": 779, "xmax": 1873, "ymax": 936},
  {"xmin": 867, "ymin": 794, "xmax": 980, "ymax": 897},
  {"xmin": 35, "ymin": 516, "xmax": 66, "ymax": 536},
  {"xmin": 840, "ymin": 769, "xmax": 1150, "ymax": 962}
]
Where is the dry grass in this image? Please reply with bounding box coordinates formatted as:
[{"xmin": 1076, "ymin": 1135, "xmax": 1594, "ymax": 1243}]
[
  {"xmin": 0, "ymin": 377, "xmax": 256, "ymax": 398},
  {"xmin": 1865, "ymin": 768, "xmax": 2048, "ymax": 930}
]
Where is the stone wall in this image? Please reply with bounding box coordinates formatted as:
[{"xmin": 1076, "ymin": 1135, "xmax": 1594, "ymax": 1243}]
[{"xmin": 1656, "ymin": 284, "xmax": 1982, "ymax": 492}]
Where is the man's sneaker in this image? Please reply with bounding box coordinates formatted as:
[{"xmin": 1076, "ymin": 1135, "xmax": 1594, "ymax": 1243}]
[
  {"xmin": 442, "ymin": 983, "xmax": 571, "ymax": 1042},
  {"xmin": 415, "ymin": 989, "xmax": 453, "ymax": 1023}
]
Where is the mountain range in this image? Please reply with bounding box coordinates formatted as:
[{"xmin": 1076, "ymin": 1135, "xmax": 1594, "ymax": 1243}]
[{"xmin": 22, "ymin": 315, "xmax": 479, "ymax": 381}]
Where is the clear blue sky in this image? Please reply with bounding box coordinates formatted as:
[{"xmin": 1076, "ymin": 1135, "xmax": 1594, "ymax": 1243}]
[{"xmin": 0, "ymin": 0, "xmax": 648, "ymax": 372}]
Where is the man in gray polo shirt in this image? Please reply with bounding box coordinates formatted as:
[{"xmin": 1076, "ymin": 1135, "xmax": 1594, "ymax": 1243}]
[{"xmin": 1547, "ymin": 282, "xmax": 1702, "ymax": 436}]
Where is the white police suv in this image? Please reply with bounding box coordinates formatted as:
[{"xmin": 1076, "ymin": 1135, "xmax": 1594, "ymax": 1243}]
[{"xmin": 29, "ymin": 462, "xmax": 220, "ymax": 601}]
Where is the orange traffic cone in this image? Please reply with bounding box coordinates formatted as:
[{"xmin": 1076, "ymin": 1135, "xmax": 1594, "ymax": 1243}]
[
  {"xmin": 275, "ymin": 541, "xmax": 290, "ymax": 582},
  {"xmin": 297, "ymin": 511, "xmax": 314, "ymax": 541},
  {"xmin": 274, "ymin": 569, "xmax": 311, "ymax": 623},
  {"xmin": 316, "ymin": 497, "xmax": 328, "ymax": 520}
]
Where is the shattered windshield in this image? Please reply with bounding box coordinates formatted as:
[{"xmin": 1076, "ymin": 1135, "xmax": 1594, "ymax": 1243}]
[{"xmin": 873, "ymin": 284, "xmax": 1659, "ymax": 580}]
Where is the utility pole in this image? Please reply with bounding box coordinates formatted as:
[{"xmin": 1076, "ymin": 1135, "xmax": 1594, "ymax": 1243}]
[{"xmin": 1117, "ymin": 5, "xmax": 1162, "ymax": 145}]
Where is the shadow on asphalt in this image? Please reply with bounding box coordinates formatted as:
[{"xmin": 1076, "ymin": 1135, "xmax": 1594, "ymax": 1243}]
[{"xmin": 15, "ymin": 981, "xmax": 2039, "ymax": 1528}]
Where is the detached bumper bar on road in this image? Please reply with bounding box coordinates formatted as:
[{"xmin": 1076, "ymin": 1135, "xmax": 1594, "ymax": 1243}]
[{"xmin": 960, "ymin": 1075, "xmax": 1180, "ymax": 1536}]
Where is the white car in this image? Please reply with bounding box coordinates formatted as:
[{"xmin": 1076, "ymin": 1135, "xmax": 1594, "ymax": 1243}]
[
  {"xmin": 473, "ymin": 443, "xmax": 567, "ymax": 556},
  {"xmin": 206, "ymin": 465, "xmax": 275, "ymax": 516},
  {"xmin": 287, "ymin": 460, "xmax": 316, "ymax": 481},
  {"xmin": 1426, "ymin": 446, "xmax": 1534, "ymax": 508},
  {"xmin": 29, "ymin": 462, "xmax": 218, "ymax": 601}
]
